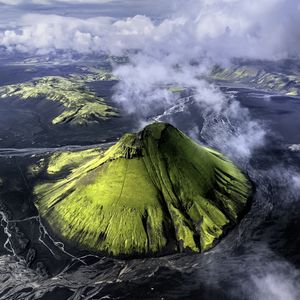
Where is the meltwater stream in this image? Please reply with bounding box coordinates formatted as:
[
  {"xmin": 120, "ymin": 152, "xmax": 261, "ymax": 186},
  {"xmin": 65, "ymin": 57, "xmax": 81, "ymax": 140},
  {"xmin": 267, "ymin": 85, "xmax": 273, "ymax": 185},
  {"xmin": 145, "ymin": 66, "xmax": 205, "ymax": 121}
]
[{"xmin": 0, "ymin": 88, "xmax": 300, "ymax": 300}]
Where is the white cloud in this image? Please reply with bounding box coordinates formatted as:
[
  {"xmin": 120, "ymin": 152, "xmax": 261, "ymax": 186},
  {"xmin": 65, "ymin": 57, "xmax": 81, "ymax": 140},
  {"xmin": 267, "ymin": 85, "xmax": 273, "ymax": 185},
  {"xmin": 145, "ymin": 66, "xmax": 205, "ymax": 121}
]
[
  {"xmin": 253, "ymin": 272, "xmax": 300, "ymax": 300},
  {"xmin": 0, "ymin": 0, "xmax": 23, "ymax": 4},
  {"xmin": 0, "ymin": 0, "xmax": 113, "ymax": 4},
  {"xmin": 249, "ymin": 251, "xmax": 300, "ymax": 300},
  {"xmin": 0, "ymin": 0, "xmax": 299, "ymax": 59},
  {"xmin": 0, "ymin": 14, "xmax": 114, "ymax": 54}
]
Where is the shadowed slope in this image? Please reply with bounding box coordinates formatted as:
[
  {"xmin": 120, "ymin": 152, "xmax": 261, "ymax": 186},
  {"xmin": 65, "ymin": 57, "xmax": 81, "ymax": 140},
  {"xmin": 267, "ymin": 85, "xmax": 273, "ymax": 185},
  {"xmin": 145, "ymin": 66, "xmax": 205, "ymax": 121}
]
[{"xmin": 34, "ymin": 123, "xmax": 251, "ymax": 257}]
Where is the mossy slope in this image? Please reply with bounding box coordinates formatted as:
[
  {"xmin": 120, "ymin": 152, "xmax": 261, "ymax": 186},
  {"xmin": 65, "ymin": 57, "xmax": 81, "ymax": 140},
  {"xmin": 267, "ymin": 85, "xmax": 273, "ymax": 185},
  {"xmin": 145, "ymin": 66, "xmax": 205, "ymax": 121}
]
[
  {"xmin": 211, "ymin": 65, "xmax": 300, "ymax": 96},
  {"xmin": 34, "ymin": 123, "xmax": 251, "ymax": 257},
  {"xmin": 0, "ymin": 76, "xmax": 118, "ymax": 126}
]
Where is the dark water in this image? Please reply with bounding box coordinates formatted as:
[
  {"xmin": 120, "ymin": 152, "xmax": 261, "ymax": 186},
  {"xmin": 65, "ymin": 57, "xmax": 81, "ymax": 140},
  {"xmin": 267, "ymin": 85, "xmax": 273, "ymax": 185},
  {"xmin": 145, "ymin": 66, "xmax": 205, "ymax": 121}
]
[{"xmin": 0, "ymin": 72, "xmax": 300, "ymax": 299}]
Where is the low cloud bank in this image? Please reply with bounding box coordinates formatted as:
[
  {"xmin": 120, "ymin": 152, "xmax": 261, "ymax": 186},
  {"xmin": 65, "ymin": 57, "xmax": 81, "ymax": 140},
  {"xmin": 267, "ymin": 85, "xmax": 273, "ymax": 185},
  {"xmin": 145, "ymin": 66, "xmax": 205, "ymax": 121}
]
[{"xmin": 0, "ymin": 0, "xmax": 299, "ymax": 60}]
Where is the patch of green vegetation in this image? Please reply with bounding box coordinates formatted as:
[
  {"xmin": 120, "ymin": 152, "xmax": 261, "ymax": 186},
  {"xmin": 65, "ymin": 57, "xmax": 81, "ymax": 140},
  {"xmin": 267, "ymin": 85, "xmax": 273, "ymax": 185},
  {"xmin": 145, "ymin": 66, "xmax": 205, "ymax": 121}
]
[
  {"xmin": 0, "ymin": 76, "xmax": 118, "ymax": 126},
  {"xmin": 211, "ymin": 65, "xmax": 300, "ymax": 96},
  {"xmin": 212, "ymin": 66, "xmax": 259, "ymax": 82},
  {"xmin": 47, "ymin": 148, "xmax": 103, "ymax": 175},
  {"xmin": 34, "ymin": 123, "xmax": 251, "ymax": 257},
  {"xmin": 77, "ymin": 70, "xmax": 118, "ymax": 83},
  {"xmin": 286, "ymin": 88, "xmax": 298, "ymax": 96},
  {"xmin": 167, "ymin": 86, "xmax": 186, "ymax": 93}
]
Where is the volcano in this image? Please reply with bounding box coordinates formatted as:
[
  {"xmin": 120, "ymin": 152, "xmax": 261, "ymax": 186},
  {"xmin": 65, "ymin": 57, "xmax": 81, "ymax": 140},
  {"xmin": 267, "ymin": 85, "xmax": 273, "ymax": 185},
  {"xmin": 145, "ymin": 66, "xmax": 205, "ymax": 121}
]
[{"xmin": 34, "ymin": 123, "xmax": 251, "ymax": 257}]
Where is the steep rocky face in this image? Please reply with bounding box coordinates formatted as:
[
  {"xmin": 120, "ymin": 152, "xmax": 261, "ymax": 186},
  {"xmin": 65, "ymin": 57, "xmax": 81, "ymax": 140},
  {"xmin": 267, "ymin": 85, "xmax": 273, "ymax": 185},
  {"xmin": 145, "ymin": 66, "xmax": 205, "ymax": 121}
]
[{"xmin": 34, "ymin": 123, "xmax": 251, "ymax": 257}]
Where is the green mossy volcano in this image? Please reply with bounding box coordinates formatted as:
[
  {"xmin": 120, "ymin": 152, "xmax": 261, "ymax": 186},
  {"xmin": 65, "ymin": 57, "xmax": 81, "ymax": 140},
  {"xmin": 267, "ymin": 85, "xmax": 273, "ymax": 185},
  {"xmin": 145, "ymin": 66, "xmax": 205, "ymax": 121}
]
[{"xmin": 34, "ymin": 123, "xmax": 251, "ymax": 257}]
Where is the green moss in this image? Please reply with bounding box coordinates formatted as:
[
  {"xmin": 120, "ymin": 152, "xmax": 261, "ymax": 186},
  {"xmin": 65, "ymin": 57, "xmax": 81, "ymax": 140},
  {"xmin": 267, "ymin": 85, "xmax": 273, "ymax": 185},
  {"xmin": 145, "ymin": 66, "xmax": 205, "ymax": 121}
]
[
  {"xmin": 34, "ymin": 123, "xmax": 251, "ymax": 257},
  {"xmin": 167, "ymin": 86, "xmax": 186, "ymax": 93},
  {"xmin": 210, "ymin": 65, "xmax": 300, "ymax": 96},
  {"xmin": 77, "ymin": 70, "xmax": 118, "ymax": 82},
  {"xmin": 0, "ymin": 76, "xmax": 118, "ymax": 126},
  {"xmin": 286, "ymin": 88, "xmax": 298, "ymax": 96},
  {"xmin": 47, "ymin": 148, "xmax": 103, "ymax": 174}
]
